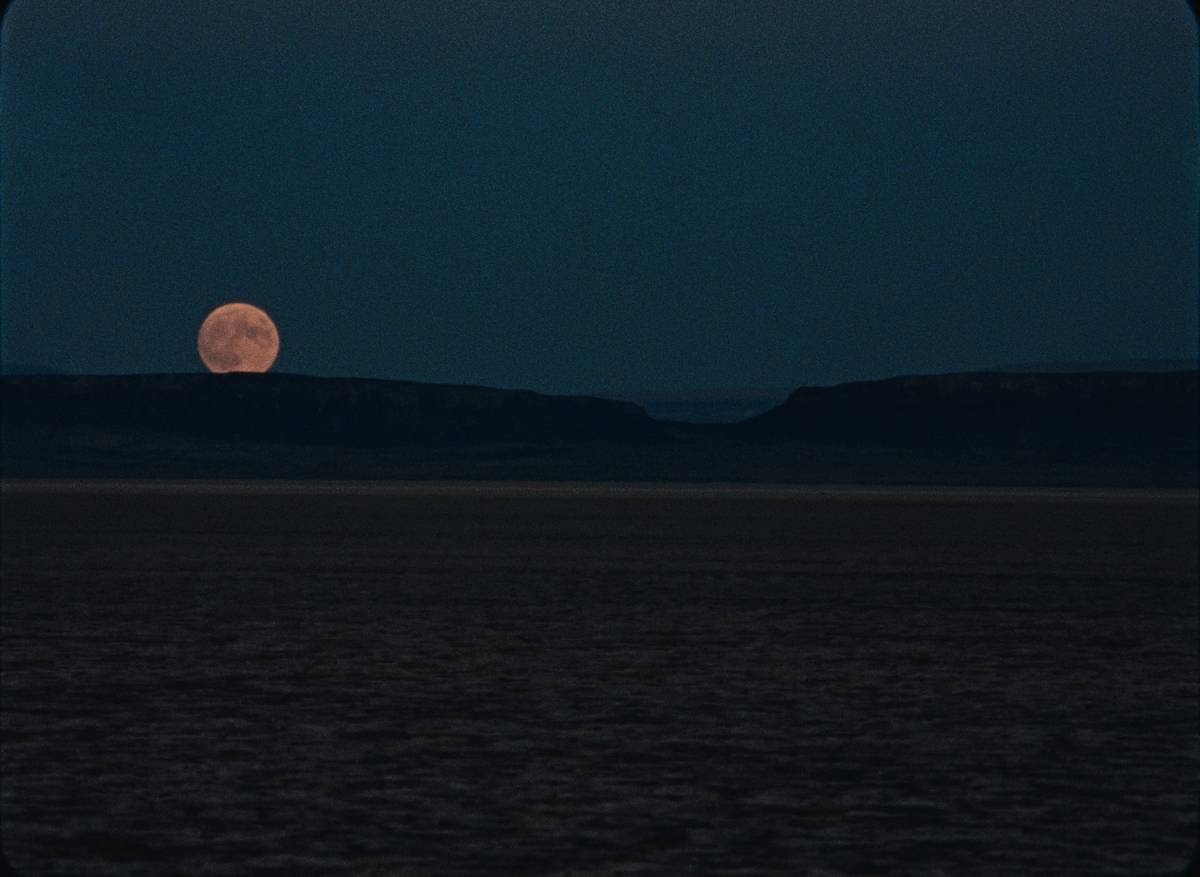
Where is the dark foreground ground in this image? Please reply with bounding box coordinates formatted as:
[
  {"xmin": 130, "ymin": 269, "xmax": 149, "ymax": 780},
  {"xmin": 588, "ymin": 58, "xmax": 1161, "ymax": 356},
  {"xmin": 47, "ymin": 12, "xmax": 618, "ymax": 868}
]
[{"xmin": 1, "ymin": 481, "xmax": 1197, "ymax": 875}]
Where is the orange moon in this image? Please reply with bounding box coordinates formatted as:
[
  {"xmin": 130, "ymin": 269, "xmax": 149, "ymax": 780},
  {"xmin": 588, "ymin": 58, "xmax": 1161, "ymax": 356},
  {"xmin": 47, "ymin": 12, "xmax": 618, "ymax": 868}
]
[{"xmin": 197, "ymin": 303, "xmax": 280, "ymax": 373}]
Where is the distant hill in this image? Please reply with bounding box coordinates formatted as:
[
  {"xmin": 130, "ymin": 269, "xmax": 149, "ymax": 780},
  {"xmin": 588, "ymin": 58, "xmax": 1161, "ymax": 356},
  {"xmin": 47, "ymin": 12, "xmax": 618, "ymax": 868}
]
[
  {"xmin": 740, "ymin": 371, "xmax": 1198, "ymax": 452},
  {"xmin": 1, "ymin": 373, "xmax": 663, "ymax": 448},
  {"xmin": 2, "ymin": 371, "xmax": 1196, "ymax": 485},
  {"xmin": 599, "ymin": 388, "xmax": 790, "ymax": 424},
  {"xmin": 602, "ymin": 361, "xmax": 1200, "ymax": 423}
]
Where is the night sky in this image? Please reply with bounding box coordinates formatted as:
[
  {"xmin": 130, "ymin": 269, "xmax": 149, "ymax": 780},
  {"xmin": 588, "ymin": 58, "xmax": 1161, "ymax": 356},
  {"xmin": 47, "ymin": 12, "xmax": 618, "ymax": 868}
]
[{"xmin": 1, "ymin": 0, "xmax": 1196, "ymax": 394}]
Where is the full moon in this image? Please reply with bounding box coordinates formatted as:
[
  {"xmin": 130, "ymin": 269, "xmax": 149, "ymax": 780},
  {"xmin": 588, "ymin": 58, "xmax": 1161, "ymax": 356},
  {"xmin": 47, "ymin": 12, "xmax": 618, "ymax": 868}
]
[{"xmin": 197, "ymin": 302, "xmax": 280, "ymax": 373}]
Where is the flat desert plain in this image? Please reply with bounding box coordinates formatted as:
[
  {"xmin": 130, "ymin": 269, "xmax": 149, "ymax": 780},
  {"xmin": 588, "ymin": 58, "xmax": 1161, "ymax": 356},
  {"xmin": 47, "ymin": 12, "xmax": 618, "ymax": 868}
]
[{"xmin": 1, "ymin": 481, "xmax": 1196, "ymax": 874}]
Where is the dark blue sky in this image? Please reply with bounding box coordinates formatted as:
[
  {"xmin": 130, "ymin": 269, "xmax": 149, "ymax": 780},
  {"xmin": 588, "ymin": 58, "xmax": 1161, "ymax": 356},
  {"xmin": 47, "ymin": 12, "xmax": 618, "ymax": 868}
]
[{"xmin": 2, "ymin": 0, "xmax": 1196, "ymax": 393}]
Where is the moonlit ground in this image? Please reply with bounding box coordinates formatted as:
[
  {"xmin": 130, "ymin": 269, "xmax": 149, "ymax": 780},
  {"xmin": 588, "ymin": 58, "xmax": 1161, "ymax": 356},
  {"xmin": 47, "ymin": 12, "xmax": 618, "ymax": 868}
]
[{"xmin": 1, "ymin": 482, "xmax": 1196, "ymax": 875}]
